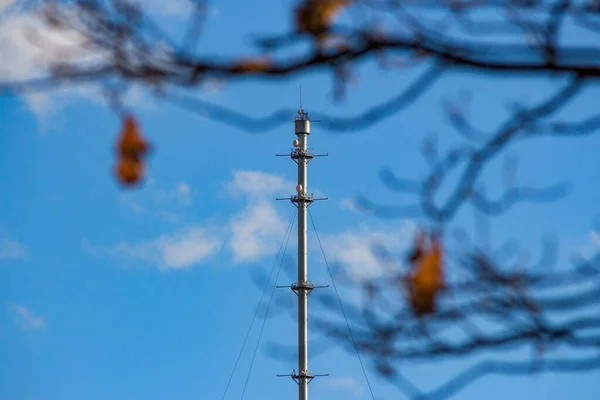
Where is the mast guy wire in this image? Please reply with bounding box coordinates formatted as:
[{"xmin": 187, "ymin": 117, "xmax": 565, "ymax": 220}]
[
  {"xmin": 220, "ymin": 211, "xmax": 296, "ymax": 400},
  {"xmin": 308, "ymin": 208, "xmax": 377, "ymax": 400},
  {"xmin": 240, "ymin": 213, "xmax": 296, "ymax": 399}
]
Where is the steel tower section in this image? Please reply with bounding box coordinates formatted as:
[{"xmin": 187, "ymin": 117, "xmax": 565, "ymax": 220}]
[{"xmin": 276, "ymin": 108, "xmax": 329, "ymax": 400}]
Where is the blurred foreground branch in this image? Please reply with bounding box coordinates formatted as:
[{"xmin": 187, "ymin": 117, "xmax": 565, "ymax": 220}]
[{"xmin": 2, "ymin": 1, "xmax": 600, "ymax": 397}]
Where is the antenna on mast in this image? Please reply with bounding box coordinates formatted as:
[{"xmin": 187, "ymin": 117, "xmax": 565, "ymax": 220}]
[{"xmin": 296, "ymin": 87, "xmax": 322, "ymax": 123}]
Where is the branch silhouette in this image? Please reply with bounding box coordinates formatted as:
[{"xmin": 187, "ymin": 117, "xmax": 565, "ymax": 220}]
[{"xmin": 3, "ymin": 1, "xmax": 600, "ymax": 398}]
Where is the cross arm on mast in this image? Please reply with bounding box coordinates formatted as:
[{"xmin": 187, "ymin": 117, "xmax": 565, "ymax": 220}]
[
  {"xmin": 277, "ymin": 370, "xmax": 330, "ymax": 385},
  {"xmin": 276, "ymin": 282, "xmax": 329, "ymax": 296}
]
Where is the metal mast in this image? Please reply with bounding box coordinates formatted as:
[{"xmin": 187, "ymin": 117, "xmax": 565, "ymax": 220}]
[
  {"xmin": 277, "ymin": 107, "xmax": 328, "ymax": 400},
  {"xmin": 295, "ymin": 107, "xmax": 311, "ymax": 400}
]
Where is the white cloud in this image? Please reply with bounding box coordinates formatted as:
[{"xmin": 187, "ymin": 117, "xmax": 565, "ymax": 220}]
[
  {"xmin": 226, "ymin": 170, "xmax": 292, "ymax": 263},
  {"xmin": 139, "ymin": 0, "xmax": 220, "ymax": 18},
  {"xmin": 591, "ymin": 231, "xmax": 600, "ymax": 247},
  {"xmin": 226, "ymin": 169, "xmax": 291, "ymax": 198},
  {"xmin": 230, "ymin": 201, "xmax": 288, "ymax": 263},
  {"xmin": 576, "ymin": 230, "xmax": 600, "ymax": 259},
  {"xmin": 7, "ymin": 303, "xmax": 45, "ymax": 330},
  {"xmin": 120, "ymin": 195, "xmax": 145, "ymax": 215},
  {"xmin": 153, "ymin": 228, "xmax": 220, "ymax": 268},
  {"xmin": 120, "ymin": 180, "xmax": 193, "ymax": 221},
  {"xmin": 0, "ymin": 4, "xmax": 155, "ymax": 119},
  {"xmin": 340, "ymin": 197, "xmax": 360, "ymax": 213},
  {"xmin": 0, "ymin": 7, "xmax": 102, "ymax": 115},
  {"xmin": 176, "ymin": 182, "xmax": 192, "ymax": 205},
  {"xmin": 0, "ymin": 0, "xmax": 16, "ymax": 15},
  {"xmin": 93, "ymin": 170, "xmax": 292, "ymax": 269},
  {"xmin": 0, "ymin": 14, "xmax": 51, "ymax": 102},
  {"xmin": 141, "ymin": 0, "xmax": 194, "ymax": 17},
  {"xmin": 0, "ymin": 0, "xmax": 219, "ymax": 120},
  {"xmin": 0, "ymin": 230, "xmax": 28, "ymax": 260},
  {"xmin": 322, "ymin": 221, "xmax": 416, "ymax": 280},
  {"xmin": 340, "ymin": 196, "xmax": 374, "ymax": 215},
  {"xmin": 327, "ymin": 377, "xmax": 364, "ymax": 397},
  {"xmin": 93, "ymin": 170, "xmax": 416, "ymax": 274},
  {"xmin": 83, "ymin": 226, "xmax": 221, "ymax": 270}
]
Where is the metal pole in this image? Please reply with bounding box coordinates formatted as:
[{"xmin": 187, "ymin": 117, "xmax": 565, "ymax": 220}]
[
  {"xmin": 275, "ymin": 108, "xmax": 329, "ymax": 393},
  {"xmin": 295, "ymin": 111, "xmax": 310, "ymax": 400}
]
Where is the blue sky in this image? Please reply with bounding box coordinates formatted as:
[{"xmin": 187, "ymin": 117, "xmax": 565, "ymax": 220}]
[{"xmin": 1, "ymin": 1, "xmax": 600, "ymax": 399}]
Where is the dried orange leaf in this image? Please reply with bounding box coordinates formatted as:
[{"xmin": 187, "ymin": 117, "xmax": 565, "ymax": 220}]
[
  {"xmin": 408, "ymin": 232, "xmax": 445, "ymax": 315},
  {"xmin": 115, "ymin": 115, "xmax": 150, "ymax": 187},
  {"xmin": 118, "ymin": 115, "xmax": 149, "ymax": 157},
  {"xmin": 295, "ymin": 0, "xmax": 351, "ymax": 34},
  {"xmin": 116, "ymin": 156, "xmax": 144, "ymax": 186}
]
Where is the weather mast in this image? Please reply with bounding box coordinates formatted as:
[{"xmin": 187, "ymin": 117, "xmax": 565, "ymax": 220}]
[
  {"xmin": 276, "ymin": 105, "xmax": 329, "ymax": 400},
  {"xmin": 220, "ymin": 97, "xmax": 376, "ymax": 400}
]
